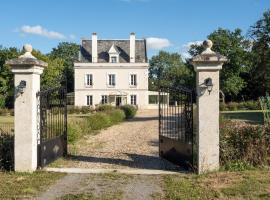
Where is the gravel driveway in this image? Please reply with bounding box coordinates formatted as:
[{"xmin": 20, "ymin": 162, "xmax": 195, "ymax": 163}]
[{"xmin": 62, "ymin": 109, "xmax": 179, "ymax": 171}]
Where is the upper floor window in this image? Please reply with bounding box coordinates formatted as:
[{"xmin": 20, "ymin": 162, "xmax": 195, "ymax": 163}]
[
  {"xmin": 130, "ymin": 74, "xmax": 137, "ymax": 86},
  {"xmin": 85, "ymin": 74, "xmax": 93, "ymax": 87},
  {"xmin": 108, "ymin": 74, "xmax": 116, "ymax": 86},
  {"xmin": 86, "ymin": 95, "xmax": 93, "ymax": 106}
]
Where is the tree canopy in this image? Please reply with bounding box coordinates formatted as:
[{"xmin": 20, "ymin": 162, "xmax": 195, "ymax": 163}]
[
  {"xmin": 149, "ymin": 51, "xmax": 194, "ymax": 91},
  {"xmin": 49, "ymin": 42, "xmax": 80, "ymax": 92},
  {"xmin": 189, "ymin": 28, "xmax": 252, "ymax": 101}
]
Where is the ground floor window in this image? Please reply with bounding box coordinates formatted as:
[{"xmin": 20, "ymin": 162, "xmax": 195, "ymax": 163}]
[
  {"xmin": 101, "ymin": 95, "xmax": 108, "ymax": 104},
  {"xmin": 149, "ymin": 95, "xmax": 158, "ymax": 104},
  {"xmin": 130, "ymin": 95, "xmax": 137, "ymax": 105},
  {"xmin": 86, "ymin": 95, "xmax": 93, "ymax": 106}
]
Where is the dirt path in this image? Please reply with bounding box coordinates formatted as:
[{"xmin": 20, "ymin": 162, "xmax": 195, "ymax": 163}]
[
  {"xmin": 38, "ymin": 173, "xmax": 164, "ymax": 200},
  {"xmin": 61, "ymin": 109, "xmax": 179, "ymax": 170}
]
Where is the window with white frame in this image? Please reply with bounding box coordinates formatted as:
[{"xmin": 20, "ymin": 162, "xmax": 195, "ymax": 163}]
[
  {"xmin": 101, "ymin": 95, "xmax": 108, "ymax": 104},
  {"xmin": 85, "ymin": 74, "xmax": 93, "ymax": 87},
  {"xmin": 111, "ymin": 56, "xmax": 117, "ymax": 63},
  {"xmin": 130, "ymin": 74, "xmax": 137, "ymax": 86},
  {"xmin": 108, "ymin": 74, "xmax": 116, "ymax": 86},
  {"xmin": 130, "ymin": 95, "xmax": 137, "ymax": 105},
  {"xmin": 86, "ymin": 95, "xmax": 93, "ymax": 106}
]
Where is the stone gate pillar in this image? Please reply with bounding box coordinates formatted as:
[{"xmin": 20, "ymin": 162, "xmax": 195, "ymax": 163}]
[
  {"xmin": 191, "ymin": 40, "xmax": 227, "ymax": 174},
  {"xmin": 6, "ymin": 44, "xmax": 47, "ymax": 172}
]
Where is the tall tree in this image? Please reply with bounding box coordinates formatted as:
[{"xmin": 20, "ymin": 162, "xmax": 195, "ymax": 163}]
[
  {"xmin": 248, "ymin": 10, "xmax": 270, "ymax": 98},
  {"xmin": 149, "ymin": 51, "xmax": 194, "ymax": 91},
  {"xmin": 189, "ymin": 28, "xmax": 252, "ymax": 101},
  {"xmin": 49, "ymin": 42, "xmax": 80, "ymax": 92},
  {"xmin": 0, "ymin": 47, "xmax": 20, "ymax": 107}
]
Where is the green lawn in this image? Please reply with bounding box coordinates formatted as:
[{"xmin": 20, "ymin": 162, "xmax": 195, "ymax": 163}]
[
  {"xmin": 1, "ymin": 111, "xmax": 265, "ymax": 124},
  {"xmin": 221, "ymin": 110, "xmax": 264, "ymax": 124},
  {"xmin": 164, "ymin": 169, "xmax": 270, "ymax": 200},
  {"xmin": 0, "ymin": 172, "xmax": 65, "ymax": 200}
]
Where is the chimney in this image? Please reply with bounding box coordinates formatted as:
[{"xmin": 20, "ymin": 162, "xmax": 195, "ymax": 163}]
[
  {"xmin": 130, "ymin": 32, "xmax": 135, "ymax": 63},
  {"xmin": 92, "ymin": 33, "xmax": 98, "ymax": 63}
]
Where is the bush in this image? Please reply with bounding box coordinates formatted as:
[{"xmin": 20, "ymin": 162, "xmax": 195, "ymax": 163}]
[
  {"xmin": 220, "ymin": 101, "xmax": 260, "ymax": 111},
  {"xmin": 87, "ymin": 112, "xmax": 112, "ymax": 130},
  {"xmin": 67, "ymin": 109, "xmax": 125, "ymax": 143},
  {"xmin": 81, "ymin": 106, "xmax": 93, "ymax": 114},
  {"xmin": 67, "ymin": 106, "xmax": 94, "ymax": 114},
  {"xmin": 120, "ymin": 105, "xmax": 137, "ymax": 119},
  {"xmin": 107, "ymin": 109, "xmax": 125, "ymax": 124},
  {"xmin": 0, "ymin": 133, "xmax": 14, "ymax": 171},
  {"xmin": 0, "ymin": 95, "xmax": 5, "ymax": 109},
  {"xmin": 220, "ymin": 120, "xmax": 270, "ymax": 169},
  {"xmin": 96, "ymin": 104, "xmax": 115, "ymax": 112}
]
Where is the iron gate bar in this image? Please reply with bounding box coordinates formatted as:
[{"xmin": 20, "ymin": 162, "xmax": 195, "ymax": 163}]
[
  {"xmin": 159, "ymin": 85, "xmax": 194, "ymax": 170},
  {"xmin": 37, "ymin": 86, "xmax": 67, "ymax": 167}
]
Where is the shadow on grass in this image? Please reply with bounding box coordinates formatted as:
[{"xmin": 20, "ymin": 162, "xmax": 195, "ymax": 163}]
[{"xmin": 221, "ymin": 111, "xmax": 264, "ymax": 124}]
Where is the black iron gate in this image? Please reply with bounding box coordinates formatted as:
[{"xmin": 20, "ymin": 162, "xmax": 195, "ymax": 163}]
[
  {"xmin": 159, "ymin": 86, "xmax": 194, "ymax": 169},
  {"xmin": 37, "ymin": 86, "xmax": 67, "ymax": 167}
]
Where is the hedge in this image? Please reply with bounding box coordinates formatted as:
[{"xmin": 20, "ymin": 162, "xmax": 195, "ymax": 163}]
[
  {"xmin": 220, "ymin": 120, "xmax": 270, "ymax": 170},
  {"xmin": 68, "ymin": 108, "xmax": 125, "ymax": 144},
  {"xmin": 120, "ymin": 105, "xmax": 137, "ymax": 119},
  {"xmin": 220, "ymin": 101, "xmax": 260, "ymax": 111}
]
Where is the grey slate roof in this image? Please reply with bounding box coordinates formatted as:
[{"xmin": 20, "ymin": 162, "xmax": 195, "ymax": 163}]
[{"xmin": 79, "ymin": 39, "xmax": 147, "ymax": 63}]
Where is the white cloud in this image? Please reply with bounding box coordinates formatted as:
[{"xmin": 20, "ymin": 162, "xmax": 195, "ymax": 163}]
[
  {"xmin": 182, "ymin": 40, "xmax": 203, "ymax": 49},
  {"xmin": 181, "ymin": 40, "xmax": 203, "ymax": 59},
  {"xmin": 146, "ymin": 37, "xmax": 172, "ymax": 50},
  {"xmin": 20, "ymin": 25, "xmax": 66, "ymax": 39}
]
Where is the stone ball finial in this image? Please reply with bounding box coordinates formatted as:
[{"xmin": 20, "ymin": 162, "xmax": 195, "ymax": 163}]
[
  {"xmin": 23, "ymin": 44, "xmax": 33, "ymax": 53},
  {"xmin": 203, "ymin": 40, "xmax": 213, "ymax": 50},
  {"xmin": 19, "ymin": 44, "xmax": 36, "ymax": 59}
]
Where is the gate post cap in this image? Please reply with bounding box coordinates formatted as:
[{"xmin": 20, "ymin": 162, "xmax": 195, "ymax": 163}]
[
  {"xmin": 23, "ymin": 44, "xmax": 33, "ymax": 53},
  {"xmin": 203, "ymin": 40, "xmax": 213, "ymax": 50},
  {"xmin": 191, "ymin": 39, "xmax": 227, "ymax": 68},
  {"xmin": 5, "ymin": 44, "xmax": 48, "ymax": 68}
]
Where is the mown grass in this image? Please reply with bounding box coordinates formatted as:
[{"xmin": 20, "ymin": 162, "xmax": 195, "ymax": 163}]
[
  {"xmin": 221, "ymin": 110, "xmax": 264, "ymax": 124},
  {"xmin": 164, "ymin": 169, "xmax": 270, "ymax": 200},
  {"xmin": 0, "ymin": 172, "xmax": 65, "ymax": 199},
  {"xmin": 59, "ymin": 191, "xmax": 123, "ymax": 200}
]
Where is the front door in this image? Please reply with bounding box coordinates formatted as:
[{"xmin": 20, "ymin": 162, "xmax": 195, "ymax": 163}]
[{"xmin": 116, "ymin": 96, "xmax": 122, "ymax": 106}]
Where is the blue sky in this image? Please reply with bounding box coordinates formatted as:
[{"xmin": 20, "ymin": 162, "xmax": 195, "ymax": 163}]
[{"xmin": 0, "ymin": 0, "xmax": 269, "ymax": 58}]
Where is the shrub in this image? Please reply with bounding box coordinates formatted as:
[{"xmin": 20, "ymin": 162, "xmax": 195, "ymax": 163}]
[
  {"xmin": 120, "ymin": 105, "xmax": 137, "ymax": 119},
  {"xmin": 87, "ymin": 112, "xmax": 112, "ymax": 130},
  {"xmin": 0, "ymin": 95, "xmax": 5, "ymax": 109},
  {"xmin": 220, "ymin": 101, "xmax": 260, "ymax": 111},
  {"xmin": 67, "ymin": 106, "xmax": 94, "ymax": 114},
  {"xmin": 81, "ymin": 106, "xmax": 93, "ymax": 114},
  {"xmin": 107, "ymin": 109, "xmax": 125, "ymax": 124},
  {"xmin": 96, "ymin": 104, "xmax": 115, "ymax": 112},
  {"xmin": 220, "ymin": 120, "xmax": 270, "ymax": 168},
  {"xmin": 67, "ymin": 109, "xmax": 125, "ymax": 143},
  {"xmin": 0, "ymin": 133, "xmax": 14, "ymax": 171}
]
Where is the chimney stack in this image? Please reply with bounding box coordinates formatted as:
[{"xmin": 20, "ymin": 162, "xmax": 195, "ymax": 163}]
[
  {"xmin": 130, "ymin": 32, "xmax": 135, "ymax": 63},
  {"xmin": 92, "ymin": 33, "xmax": 98, "ymax": 63}
]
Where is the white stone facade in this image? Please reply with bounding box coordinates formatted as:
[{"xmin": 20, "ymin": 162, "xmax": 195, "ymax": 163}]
[{"xmin": 74, "ymin": 33, "xmax": 151, "ymax": 109}]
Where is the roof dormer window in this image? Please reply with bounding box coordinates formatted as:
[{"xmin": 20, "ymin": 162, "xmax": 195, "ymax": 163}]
[
  {"xmin": 111, "ymin": 56, "xmax": 117, "ymax": 63},
  {"xmin": 108, "ymin": 44, "xmax": 120, "ymax": 63}
]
